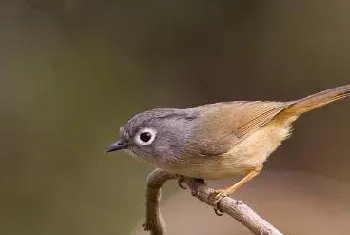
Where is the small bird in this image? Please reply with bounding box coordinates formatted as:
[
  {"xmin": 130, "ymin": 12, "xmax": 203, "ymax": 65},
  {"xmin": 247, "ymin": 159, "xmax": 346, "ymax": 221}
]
[{"xmin": 106, "ymin": 85, "xmax": 350, "ymax": 201}]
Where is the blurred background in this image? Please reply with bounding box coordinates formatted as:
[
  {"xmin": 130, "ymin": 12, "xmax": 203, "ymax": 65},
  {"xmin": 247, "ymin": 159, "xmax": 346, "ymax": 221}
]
[{"xmin": 1, "ymin": 1, "xmax": 350, "ymax": 234}]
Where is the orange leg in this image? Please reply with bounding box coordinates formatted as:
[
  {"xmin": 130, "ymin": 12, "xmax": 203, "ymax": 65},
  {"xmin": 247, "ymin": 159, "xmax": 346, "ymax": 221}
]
[{"xmin": 213, "ymin": 165, "xmax": 262, "ymax": 202}]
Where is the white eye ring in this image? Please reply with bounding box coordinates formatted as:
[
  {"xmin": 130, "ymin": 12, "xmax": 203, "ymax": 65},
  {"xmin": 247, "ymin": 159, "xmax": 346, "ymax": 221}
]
[{"xmin": 134, "ymin": 127, "xmax": 157, "ymax": 146}]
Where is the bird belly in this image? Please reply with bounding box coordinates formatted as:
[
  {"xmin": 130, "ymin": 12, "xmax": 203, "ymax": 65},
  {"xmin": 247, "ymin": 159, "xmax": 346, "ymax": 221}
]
[{"xmin": 154, "ymin": 124, "xmax": 291, "ymax": 180}]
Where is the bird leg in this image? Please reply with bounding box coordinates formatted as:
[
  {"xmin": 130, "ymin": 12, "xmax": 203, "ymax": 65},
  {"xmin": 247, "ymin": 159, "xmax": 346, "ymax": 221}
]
[{"xmin": 212, "ymin": 165, "xmax": 262, "ymax": 204}]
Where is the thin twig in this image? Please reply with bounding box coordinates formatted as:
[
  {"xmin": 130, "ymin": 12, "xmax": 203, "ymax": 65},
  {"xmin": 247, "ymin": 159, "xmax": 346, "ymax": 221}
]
[{"xmin": 143, "ymin": 168, "xmax": 284, "ymax": 235}]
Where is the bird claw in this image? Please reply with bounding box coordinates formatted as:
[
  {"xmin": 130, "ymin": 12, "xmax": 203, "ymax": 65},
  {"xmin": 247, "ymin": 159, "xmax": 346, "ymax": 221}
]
[
  {"xmin": 177, "ymin": 176, "xmax": 187, "ymax": 189},
  {"xmin": 212, "ymin": 190, "xmax": 228, "ymax": 203},
  {"xmin": 214, "ymin": 206, "xmax": 224, "ymax": 216},
  {"xmin": 211, "ymin": 190, "xmax": 228, "ymax": 216}
]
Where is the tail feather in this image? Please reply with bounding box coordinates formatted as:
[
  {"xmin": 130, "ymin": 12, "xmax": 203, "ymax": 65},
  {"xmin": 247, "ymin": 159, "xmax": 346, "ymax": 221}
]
[
  {"xmin": 272, "ymin": 85, "xmax": 350, "ymax": 125},
  {"xmin": 285, "ymin": 84, "xmax": 350, "ymax": 116}
]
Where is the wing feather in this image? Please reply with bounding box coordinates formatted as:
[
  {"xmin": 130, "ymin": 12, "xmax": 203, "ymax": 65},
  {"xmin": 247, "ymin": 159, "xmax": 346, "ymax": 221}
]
[{"xmin": 188, "ymin": 101, "xmax": 288, "ymax": 156}]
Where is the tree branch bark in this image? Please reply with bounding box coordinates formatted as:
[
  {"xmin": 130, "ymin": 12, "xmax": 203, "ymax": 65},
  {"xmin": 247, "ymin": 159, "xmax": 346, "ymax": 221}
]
[
  {"xmin": 143, "ymin": 169, "xmax": 177, "ymax": 235},
  {"xmin": 143, "ymin": 168, "xmax": 284, "ymax": 235}
]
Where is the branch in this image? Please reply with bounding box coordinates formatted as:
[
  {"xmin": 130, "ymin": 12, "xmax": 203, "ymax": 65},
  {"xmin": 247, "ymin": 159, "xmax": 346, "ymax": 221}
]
[
  {"xmin": 143, "ymin": 169, "xmax": 177, "ymax": 235},
  {"xmin": 143, "ymin": 168, "xmax": 284, "ymax": 235}
]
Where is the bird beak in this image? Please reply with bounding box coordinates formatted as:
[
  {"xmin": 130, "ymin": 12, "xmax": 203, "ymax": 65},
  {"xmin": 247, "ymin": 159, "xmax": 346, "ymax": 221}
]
[{"xmin": 105, "ymin": 140, "xmax": 127, "ymax": 153}]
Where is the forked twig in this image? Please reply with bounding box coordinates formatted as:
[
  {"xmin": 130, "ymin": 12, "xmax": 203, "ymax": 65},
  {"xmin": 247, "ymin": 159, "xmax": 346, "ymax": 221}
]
[{"xmin": 143, "ymin": 169, "xmax": 284, "ymax": 235}]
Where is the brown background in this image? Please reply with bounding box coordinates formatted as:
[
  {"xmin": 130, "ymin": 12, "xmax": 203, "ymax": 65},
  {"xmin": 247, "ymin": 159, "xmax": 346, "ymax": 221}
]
[{"xmin": 1, "ymin": 1, "xmax": 350, "ymax": 234}]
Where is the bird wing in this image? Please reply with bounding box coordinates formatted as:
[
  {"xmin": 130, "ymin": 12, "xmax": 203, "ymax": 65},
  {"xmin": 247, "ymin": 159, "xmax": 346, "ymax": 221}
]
[{"xmin": 188, "ymin": 101, "xmax": 288, "ymax": 157}]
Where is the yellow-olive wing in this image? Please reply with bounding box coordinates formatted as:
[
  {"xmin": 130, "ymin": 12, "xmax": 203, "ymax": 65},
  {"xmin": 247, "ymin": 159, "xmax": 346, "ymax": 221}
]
[{"xmin": 188, "ymin": 101, "xmax": 288, "ymax": 156}]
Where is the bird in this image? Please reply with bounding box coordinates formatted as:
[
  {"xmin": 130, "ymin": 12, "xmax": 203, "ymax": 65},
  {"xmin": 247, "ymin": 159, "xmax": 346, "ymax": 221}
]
[{"xmin": 106, "ymin": 85, "xmax": 350, "ymax": 202}]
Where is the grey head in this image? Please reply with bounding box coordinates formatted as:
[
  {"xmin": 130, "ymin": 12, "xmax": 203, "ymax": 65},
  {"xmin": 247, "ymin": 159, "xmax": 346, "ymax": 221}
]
[{"xmin": 106, "ymin": 108, "xmax": 201, "ymax": 163}]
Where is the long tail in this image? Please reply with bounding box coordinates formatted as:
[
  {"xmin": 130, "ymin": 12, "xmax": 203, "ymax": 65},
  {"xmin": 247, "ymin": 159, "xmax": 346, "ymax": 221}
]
[
  {"xmin": 287, "ymin": 84, "xmax": 350, "ymax": 115},
  {"xmin": 273, "ymin": 85, "xmax": 350, "ymax": 124}
]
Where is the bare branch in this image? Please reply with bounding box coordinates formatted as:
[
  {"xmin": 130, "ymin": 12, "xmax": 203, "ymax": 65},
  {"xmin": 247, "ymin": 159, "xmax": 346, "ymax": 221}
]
[
  {"xmin": 184, "ymin": 177, "xmax": 284, "ymax": 235},
  {"xmin": 143, "ymin": 169, "xmax": 284, "ymax": 235},
  {"xmin": 143, "ymin": 169, "xmax": 177, "ymax": 235}
]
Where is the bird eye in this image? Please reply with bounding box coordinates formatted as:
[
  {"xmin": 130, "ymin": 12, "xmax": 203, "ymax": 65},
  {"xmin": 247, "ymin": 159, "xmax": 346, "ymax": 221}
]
[
  {"xmin": 134, "ymin": 128, "xmax": 157, "ymax": 146},
  {"xmin": 140, "ymin": 132, "xmax": 151, "ymax": 142}
]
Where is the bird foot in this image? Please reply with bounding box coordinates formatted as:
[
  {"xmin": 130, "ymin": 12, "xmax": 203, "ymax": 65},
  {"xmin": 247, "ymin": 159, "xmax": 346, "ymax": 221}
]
[
  {"xmin": 210, "ymin": 189, "xmax": 230, "ymax": 216},
  {"xmin": 177, "ymin": 175, "xmax": 187, "ymax": 189}
]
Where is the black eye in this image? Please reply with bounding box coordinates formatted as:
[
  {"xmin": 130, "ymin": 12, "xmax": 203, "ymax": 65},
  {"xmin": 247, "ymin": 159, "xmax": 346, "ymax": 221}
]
[{"xmin": 140, "ymin": 132, "xmax": 152, "ymax": 143}]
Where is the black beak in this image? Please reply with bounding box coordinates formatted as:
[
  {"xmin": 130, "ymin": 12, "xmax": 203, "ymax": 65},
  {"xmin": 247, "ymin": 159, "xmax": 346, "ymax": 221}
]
[{"xmin": 105, "ymin": 141, "xmax": 127, "ymax": 153}]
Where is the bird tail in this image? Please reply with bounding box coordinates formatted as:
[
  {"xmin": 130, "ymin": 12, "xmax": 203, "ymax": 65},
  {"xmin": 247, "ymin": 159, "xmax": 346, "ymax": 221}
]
[
  {"xmin": 287, "ymin": 85, "xmax": 350, "ymax": 115},
  {"xmin": 273, "ymin": 85, "xmax": 350, "ymax": 124}
]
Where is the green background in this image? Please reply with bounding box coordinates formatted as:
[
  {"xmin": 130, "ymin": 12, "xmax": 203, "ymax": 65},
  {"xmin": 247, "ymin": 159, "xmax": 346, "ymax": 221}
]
[{"xmin": 1, "ymin": 1, "xmax": 350, "ymax": 234}]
